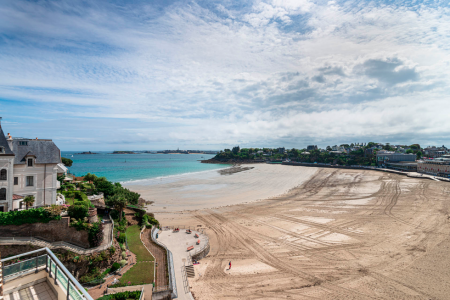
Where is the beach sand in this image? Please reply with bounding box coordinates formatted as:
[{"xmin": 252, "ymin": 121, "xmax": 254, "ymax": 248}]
[
  {"xmin": 124, "ymin": 163, "xmax": 319, "ymax": 214},
  {"xmin": 126, "ymin": 165, "xmax": 450, "ymax": 299}
]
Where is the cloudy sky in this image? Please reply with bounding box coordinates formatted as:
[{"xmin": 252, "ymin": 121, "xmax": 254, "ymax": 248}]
[{"xmin": 0, "ymin": 0, "xmax": 449, "ymax": 150}]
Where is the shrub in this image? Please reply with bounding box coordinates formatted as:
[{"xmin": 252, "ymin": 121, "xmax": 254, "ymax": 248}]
[
  {"xmin": 109, "ymin": 246, "xmax": 116, "ymax": 255},
  {"xmin": 111, "ymin": 262, "xmax": 121, "ymax": 272},
  {"xmin": 68, "ymin": 205, "xmax": 88, "ymax": 220},
  {"xmin": 0, "ymin": 208, "xmax": 60, "ymax": 226},
  {"xmin": 88, "ymin": 222, "xmax": 104, "ymax": 247},
  {"xmin": 120, "ymin": 243, "xmax": 126, "ymax": 251},
  {"xmin": 100, "ymin": 250, "xmax": 109, "ymax": 260},
  {"xmin": 97, "ymin": 291, "xmax": 141, "ymax": 300},
  {"xmin": 117, "ymin": 233, "xmax": 126, "ymax": 244},
  {"xmin": 120, "ymin": 260, "xmax": 127, "ymax": 267},
  {"xmin": 121, "ymin": 251, "xmax": 126, "ymax": 259}
]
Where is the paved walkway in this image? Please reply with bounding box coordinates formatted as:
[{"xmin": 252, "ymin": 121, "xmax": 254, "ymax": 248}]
[
  {"xmin": 141, "ymin": 229, "xmax": 168, "ymax": 288},
  {"xmin": 158, "ymin": 229, "xmax": 207, "ymax": 300}
]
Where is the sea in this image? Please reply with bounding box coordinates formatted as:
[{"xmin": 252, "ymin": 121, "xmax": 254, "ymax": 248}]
[{"xmin": 61, "ymin": 151, "xmax": 228, "ymax": 184}]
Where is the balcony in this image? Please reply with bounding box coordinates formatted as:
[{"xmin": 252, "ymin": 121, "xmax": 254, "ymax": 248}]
[{"xmin": 1, "ymin": 248, "xmax": 93, "ymax": 300}]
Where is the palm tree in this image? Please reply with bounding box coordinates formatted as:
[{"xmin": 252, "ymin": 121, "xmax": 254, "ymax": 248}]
[
  {"xmin": 111, "ymin": 195, "xmax": 128, "ymax": 222},
  {"xmin": 23, "ymin": 195, "xmax": 35, "ymax": 210}
]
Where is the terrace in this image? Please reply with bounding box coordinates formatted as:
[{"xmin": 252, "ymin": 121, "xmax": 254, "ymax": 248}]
[{"xmin": 1, "ymin": 248, "xmax": 93, "ymax": 300}]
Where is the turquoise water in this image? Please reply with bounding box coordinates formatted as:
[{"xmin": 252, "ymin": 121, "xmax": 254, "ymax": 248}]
[{"xmin": 61, "ymin": 151, "xmax": 227, "ymax": 183}]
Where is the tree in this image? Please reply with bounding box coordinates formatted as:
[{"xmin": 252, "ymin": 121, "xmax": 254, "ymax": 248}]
[
  {"xmin": 61, "ymin": 157, "xmax": 73, "ymax": 167},
  {"xmin": 232, "ymin": 146, "xmax": 240, "ymax": 154},
  {"xmin": 84, "ymin": 173, "xmax": 97, "ymax": 183},
  {"xmin": 68, "ymin": 205, "xmax": 88, "ymax": 220},
  {"xmin": 23, "ymin": 195, "xmax": 35, "ymax": 210},
  {"xmin": 111, "ymin": 195, "xmax": 128, "ymax": 222},
  {"xmin": 406, "ymin": 149, "xmax": 414, "ymax": 154},
  {"xmin": 326, "ymin": 146, "xmax": 332, "ymax": 151},
  {"xmin": 416, "ymin": 151, "xmax": 423, "ymax": 159},
  {"xmin": 95, "ymin": 180, "xmax": 115, "ymax": 197}
]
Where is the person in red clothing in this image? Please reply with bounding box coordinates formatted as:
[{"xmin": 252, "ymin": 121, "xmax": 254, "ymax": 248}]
[{"xmin": 229, "ymin": 261, "xmax": 231, "ymax": 270}]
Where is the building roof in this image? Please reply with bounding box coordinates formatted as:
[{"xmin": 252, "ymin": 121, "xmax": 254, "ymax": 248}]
[
  {"xmin": 0, "ymin": 126, "xmax": 15, "ymax": 156},
  {"xmin": 12, "ymin": 194, "xmax": 24, "ymax": 200},
  {"xmin": 12, "ymin": 139, "xmax": 61, "ymax": 164},
  {"xmin": 56, "ymin": 163, "xmax": 68, "ymax": 173}
]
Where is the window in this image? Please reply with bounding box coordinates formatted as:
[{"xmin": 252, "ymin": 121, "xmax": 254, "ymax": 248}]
[
  {"xmin": 26, "ymin": 176, "xmax": 34, "ymax": 187},
  {"xmin": 28, "ymin": 158, "xmax": 33, "ymax": 167},
  {"xmin": 19, "ymin": 141, "xmax": 28, "ymax": 146},
  {"xmin": 14, "ymin": 177, "xmax": 18, "ymax": 185},
  {"xmin": 0, "ymin": 147, "xmax": 4, "ymax": 153},
  {"xmin": 0, "ymin": 188, "xmax": 5, "ymax": 200},
  {"xmin": 0, "ymin": 169, "xmax": 6, "ymax": 181}
]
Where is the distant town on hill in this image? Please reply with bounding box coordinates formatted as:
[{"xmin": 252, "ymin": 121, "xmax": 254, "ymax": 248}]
[{"xmin": 205, "ymin": 143, "xmax": 448, "ymax": 167}]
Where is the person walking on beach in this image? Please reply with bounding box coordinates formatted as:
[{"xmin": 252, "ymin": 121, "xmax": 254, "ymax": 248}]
[{"xmin": 229, "ymin": 261, "xmax": 231, "ymax": 270}]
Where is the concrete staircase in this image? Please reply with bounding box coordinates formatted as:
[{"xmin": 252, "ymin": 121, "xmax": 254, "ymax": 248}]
[{"xmin": 185, "ymin": 265, "xmax": 195, "ymax": 278}]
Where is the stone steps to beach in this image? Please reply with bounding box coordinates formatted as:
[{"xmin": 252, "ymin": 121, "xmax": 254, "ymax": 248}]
[{"xmin": 185, "ymin": 265, "xmax": 195, "ymax": 278}]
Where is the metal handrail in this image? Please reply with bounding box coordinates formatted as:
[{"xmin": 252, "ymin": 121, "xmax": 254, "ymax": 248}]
[{"xmin": 45, "ymin": 247, "xmax": 94, "ymax": 300}]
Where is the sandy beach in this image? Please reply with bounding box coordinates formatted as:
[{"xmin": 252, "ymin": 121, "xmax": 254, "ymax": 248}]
[
  {"xmin": 124, "ymin": 164, "xmax": 319, "ymax": 214},
  {"xmin": 127, "ymin": 164, "xmax": 450, "ymax": 299}
]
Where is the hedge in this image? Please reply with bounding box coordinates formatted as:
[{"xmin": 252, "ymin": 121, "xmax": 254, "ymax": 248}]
[
  {"xmin": 97, "ymin": 291, "xmax": 141, "ymax": 300},
  {"xmin": 0, "ymin": 208, "xmax": 61, "ymax": 226}
]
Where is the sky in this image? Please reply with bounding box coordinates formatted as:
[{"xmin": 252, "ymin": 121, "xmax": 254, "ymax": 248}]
[{"xmin": 0, "ymin": 0, "xmax": 449, "ymax": 151}]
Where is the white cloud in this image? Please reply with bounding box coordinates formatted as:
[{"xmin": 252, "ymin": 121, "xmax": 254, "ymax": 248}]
[{"xmin": 0, "ymin": 0, "xmax": 449, "ymax": 149}]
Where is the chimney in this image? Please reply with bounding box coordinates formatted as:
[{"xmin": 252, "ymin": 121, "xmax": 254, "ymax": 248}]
[
  {"xmin": 7, "ymin": 133, "xmax": 13, "ymax": 152},
  {"xmin": 36, "ymin": 137, "xmax": 38, "ymax": 140}
]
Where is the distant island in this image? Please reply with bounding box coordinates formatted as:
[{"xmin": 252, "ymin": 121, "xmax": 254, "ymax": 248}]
[
  {"xmin": 77, "ymin": 151, "xmax": 98, "ymax": 154},
  {"xmin": 112, "ymin": 151, "xmax": 137, "ymax": 154}
]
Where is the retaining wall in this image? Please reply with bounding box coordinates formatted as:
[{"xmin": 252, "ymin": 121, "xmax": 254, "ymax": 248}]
[{"xmin": 0, "ymin": 217, "xmax": 89, "ymax": 248}]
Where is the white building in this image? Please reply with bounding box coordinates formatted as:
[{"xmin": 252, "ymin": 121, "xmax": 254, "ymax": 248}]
[
  {"xmin": 376, "ymin": 150, "xmax": 416, "ymax": 165},
  {"xmin": 0, "ymin": 119, "xmax": 61, "ymax": 211}
]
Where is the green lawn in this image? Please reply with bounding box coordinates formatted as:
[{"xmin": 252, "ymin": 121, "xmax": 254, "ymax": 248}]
[
  {"xmin": 120, "ymin": 262, "xmax": 154, "ymax": 286},
  {"xmin": 126, "ymin": 225, "xmax": 154, "ymax": 262}
]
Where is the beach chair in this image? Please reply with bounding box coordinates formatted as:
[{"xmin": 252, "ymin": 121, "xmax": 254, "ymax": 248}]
[
  {"xmin": 196, "ymin": 239, "xmax": 200, "ymax": 245},
  {"xmin": 187, "ymin": 245, "xmax": 194, "ymax": 251},
  {"xmin": 194, "ymin": 233, "xmax": 199, "ymax": 238},
  {"xmin": 186, "ymin": 229, "xmax": 192, "ymax": 234},
  {"xmin": 173, "ymin": 228, "xmax": 179, "ymax": 233}
]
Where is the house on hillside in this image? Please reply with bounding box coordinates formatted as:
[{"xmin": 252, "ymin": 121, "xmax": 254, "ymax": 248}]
[{"xmin": 0, "ymin": 118, "xmax": 61, "ymax": 211}]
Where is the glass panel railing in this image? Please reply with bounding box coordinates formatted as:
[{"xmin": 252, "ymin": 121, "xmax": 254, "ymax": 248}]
[
  {"xmin": 50, "ymin": 259, "xmax": 56, "ymax": 275},
  {"xmin": 69, "ymin": 281, "xmax": 84, "ymax": 300},
  {"xmin": 3, "ymin": 255, "xmax": 46, "ymax": 278},
  {"xmin": 57, "ymin": 268, "xmax": 69, "ymax": 292}
]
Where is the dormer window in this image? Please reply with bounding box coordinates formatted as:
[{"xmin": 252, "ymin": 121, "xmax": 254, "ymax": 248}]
[
  {"xmin": 28, "ymin": 158, "xmax": 33, "ymax": 167},
  {"xmin": 19, "ymin": 141, "xmax": 28, "ymax": 146},
  {"xmin": 0, "ymin": 147, "xmax": 4, "ymax": 153}
]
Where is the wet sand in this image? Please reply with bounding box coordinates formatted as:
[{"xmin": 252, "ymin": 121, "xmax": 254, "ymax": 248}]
[{"xmin": 124, "ymin": 164, "xmax": 319, "ymax": 214}]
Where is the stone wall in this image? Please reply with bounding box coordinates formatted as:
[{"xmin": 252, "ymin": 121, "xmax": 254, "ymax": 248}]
[{"xmin": 0, "ymin": 217, "xmax": 90, "ymax": 248}]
